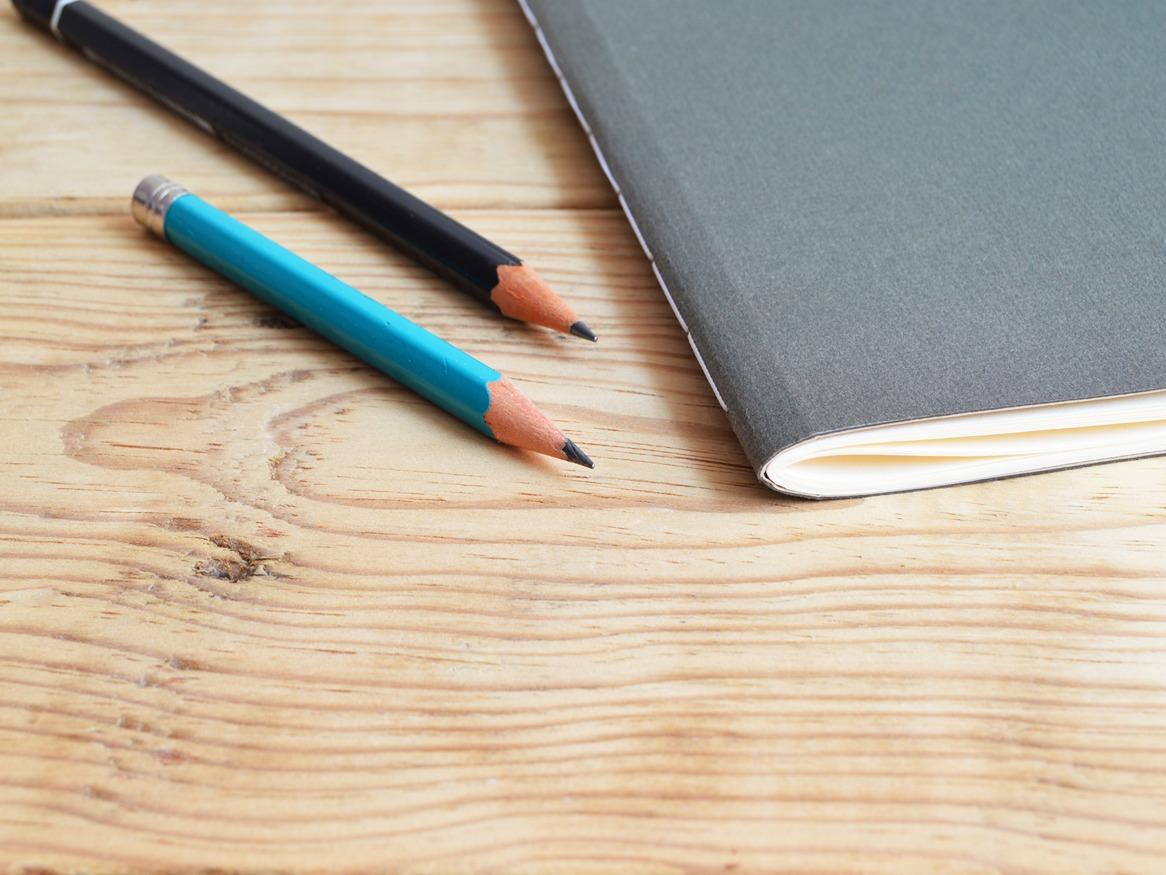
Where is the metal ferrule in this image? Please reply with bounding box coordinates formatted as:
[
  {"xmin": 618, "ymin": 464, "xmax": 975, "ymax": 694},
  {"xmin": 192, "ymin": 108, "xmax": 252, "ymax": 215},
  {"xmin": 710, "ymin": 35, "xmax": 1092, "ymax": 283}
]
[{"xmin": 131, "ymin": 175, "xmax": 190, "ymax": 238}]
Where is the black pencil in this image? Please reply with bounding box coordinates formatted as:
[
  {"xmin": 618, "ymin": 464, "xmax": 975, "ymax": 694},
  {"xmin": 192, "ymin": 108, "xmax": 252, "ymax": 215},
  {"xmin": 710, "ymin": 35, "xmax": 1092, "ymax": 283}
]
[{"xmin": 12, "ymin": 0, "xmax": 597, "ymax": 341}]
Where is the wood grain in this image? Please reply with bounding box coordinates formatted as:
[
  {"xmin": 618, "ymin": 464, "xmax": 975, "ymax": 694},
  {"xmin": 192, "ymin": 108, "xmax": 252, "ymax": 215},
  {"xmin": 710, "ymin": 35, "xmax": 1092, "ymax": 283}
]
[{"xmin": 2, "ymin": 1, "xmax": 1166, "ymax": 873}]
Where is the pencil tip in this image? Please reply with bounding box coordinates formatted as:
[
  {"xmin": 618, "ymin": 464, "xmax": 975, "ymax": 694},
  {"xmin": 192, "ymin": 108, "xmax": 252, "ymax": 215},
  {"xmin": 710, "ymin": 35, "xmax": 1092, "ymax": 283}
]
[
  {"xmin": 562, "ymin": 439, "xmax": 595, "ymax": 469},
  {"xmin": 569, "ymin": 321, "xmax": 598, "ymax": 342}
]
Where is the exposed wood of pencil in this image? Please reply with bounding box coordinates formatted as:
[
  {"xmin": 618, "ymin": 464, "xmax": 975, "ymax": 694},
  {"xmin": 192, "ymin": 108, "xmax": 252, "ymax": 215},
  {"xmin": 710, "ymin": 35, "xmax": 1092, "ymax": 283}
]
[
  {"xmin": 491, "ymin": 263, "xmax": 596, "ymax": 340},
  {"xmin": 2, "ymin": 2, "xmax": 1166, "ymax": 874},
  {"xmin": 484, "ymin": 376, "xmax": 593, "ymax": 467}
]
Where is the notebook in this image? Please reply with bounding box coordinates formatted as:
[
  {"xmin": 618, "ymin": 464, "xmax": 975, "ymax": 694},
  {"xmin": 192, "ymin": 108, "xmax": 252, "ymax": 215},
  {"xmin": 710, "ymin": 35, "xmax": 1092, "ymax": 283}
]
[{"xmin": 520, "ymin": 0, "xmax": 1166, "ymax": 498}]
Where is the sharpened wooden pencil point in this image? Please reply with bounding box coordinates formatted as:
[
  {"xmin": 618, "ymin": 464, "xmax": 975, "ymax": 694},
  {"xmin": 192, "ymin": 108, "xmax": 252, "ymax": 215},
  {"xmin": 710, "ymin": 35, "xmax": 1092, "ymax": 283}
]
[
  {"xmin": 484, "ymin": 377, "xmax": 593, "ymax": 467},
  {"xmin": 492, "ymin": 263, "xmax": 593, "ymax": 338}
]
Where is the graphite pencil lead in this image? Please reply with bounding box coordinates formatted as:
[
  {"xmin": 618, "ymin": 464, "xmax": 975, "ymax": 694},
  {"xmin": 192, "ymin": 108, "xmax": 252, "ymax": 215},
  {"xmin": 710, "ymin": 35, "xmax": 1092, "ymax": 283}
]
[
  {"xmin": 569, "ymin": 321, "xmax": 599, "ymax": 342},
  {"xmin": 562, "ymin": 439, "xmax": 595, "ymax": 469}
]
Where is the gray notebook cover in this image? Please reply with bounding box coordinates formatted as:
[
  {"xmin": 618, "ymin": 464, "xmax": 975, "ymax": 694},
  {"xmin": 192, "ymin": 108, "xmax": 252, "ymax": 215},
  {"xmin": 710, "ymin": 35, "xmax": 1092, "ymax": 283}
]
[{"xmin": 522, "ymin": 0, "xmax": 1166, "ymax": 494}]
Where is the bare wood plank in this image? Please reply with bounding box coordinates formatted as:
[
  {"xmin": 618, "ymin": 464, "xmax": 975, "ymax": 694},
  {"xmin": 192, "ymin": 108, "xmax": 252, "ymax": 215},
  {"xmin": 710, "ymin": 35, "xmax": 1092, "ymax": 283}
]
[
  {"xmin": 2, "ymin": 207, "xmax": 1166, "ymax": 872},
  {"xmin": 4, "ymin": 0, "xmax": 1166, "ymax": 871}
]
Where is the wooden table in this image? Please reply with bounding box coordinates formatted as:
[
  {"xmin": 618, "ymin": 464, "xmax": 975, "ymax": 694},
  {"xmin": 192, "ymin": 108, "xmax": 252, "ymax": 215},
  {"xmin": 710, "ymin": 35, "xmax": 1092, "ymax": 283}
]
[{"xmin": 3, "ymin": 2, "xmax": 1165, "ymax": 872}]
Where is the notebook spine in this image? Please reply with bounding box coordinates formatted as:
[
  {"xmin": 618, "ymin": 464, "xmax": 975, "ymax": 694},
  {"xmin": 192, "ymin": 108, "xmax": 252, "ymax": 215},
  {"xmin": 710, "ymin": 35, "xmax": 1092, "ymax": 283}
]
[{"xmin": 517, "ymin": 0, "xmax": 727, "ymax": 414}]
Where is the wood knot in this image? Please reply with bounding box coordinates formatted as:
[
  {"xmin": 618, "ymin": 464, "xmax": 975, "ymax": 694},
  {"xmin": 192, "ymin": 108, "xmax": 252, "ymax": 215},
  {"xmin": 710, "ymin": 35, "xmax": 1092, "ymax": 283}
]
[
  {"xmin": 253, "ymin": 312, "xmax": 300, "ymax": 330},
  {"xmin": 194, "ymin": 534, "xmax": 278, "ymax": 582}
]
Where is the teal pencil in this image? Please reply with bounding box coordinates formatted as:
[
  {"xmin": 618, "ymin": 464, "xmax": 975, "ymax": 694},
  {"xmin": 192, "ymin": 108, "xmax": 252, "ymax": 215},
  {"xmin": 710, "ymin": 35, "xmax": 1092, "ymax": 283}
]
[{"xmin": 131, "ymin": 175, "xmax": 593, "ymax": 468}]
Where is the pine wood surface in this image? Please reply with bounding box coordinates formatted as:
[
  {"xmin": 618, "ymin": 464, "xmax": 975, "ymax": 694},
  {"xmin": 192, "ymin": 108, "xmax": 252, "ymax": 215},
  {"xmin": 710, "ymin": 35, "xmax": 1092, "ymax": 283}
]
[{"xmin": 2, "ymin": 1, "xmax": 1166, "ymax": 872}]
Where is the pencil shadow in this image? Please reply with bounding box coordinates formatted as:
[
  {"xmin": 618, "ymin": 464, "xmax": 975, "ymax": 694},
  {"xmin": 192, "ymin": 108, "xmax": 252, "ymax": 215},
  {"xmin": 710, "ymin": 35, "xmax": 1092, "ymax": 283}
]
[{"xmin": 468, "ymin": 1, "xmax": 801, "ymax": 508}]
